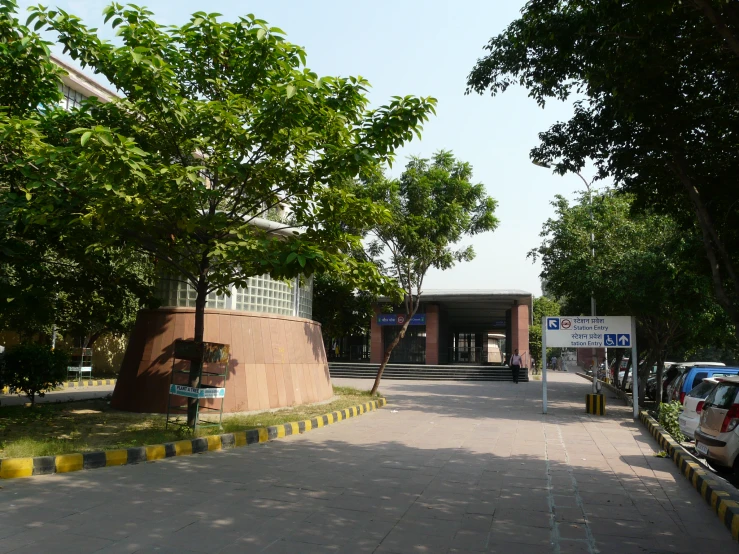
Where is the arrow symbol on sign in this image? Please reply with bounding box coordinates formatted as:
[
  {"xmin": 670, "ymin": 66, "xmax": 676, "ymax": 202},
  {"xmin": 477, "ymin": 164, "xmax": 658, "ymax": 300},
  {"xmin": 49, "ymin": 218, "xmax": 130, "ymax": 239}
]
[
  {"xmin": 618, "ymin": 334, "xmax": 630, "ymax": 346},
  {"xmin": 547, "ymin": 319, "xmax": 559, "ymax": 329}
]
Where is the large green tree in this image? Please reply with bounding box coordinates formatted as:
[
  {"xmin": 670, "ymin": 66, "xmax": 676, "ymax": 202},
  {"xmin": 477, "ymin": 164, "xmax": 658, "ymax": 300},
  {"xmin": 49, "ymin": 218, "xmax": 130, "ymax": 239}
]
[
  {"xmin": 22, "ymin": 5, "xmax": 436, "ymax": 424},
  {"xmin": 1, "ymin": 0, "xmax": 155, "ymax": 346},
  {"xmin": 468, "ymin": 0, "xmax": 739, "ymax": 341},
  {"xmin": 365, "ymin": 151, "xmax": 498, "ymax": 394},
  {"xmin": 532, "ymin": 192, "xmax": 735, "ymax": 403}
]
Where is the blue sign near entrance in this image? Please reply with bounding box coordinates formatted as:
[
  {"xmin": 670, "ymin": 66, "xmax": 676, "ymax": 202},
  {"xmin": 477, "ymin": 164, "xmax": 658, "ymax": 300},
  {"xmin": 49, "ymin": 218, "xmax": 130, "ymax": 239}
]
[{"xmin": 377, "ymin": 314, "xmax": 427, "ymax": 326}]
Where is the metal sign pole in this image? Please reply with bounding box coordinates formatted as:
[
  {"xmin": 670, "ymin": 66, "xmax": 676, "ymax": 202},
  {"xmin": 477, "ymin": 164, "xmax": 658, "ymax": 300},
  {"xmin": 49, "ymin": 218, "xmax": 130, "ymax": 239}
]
[
  {"xmin": 631, "ymin": 317, "xmax": 639, "ymax": 418},
  {"xmin": 542, "ymin": 316, "xmax": 548, "ymax": 414}
]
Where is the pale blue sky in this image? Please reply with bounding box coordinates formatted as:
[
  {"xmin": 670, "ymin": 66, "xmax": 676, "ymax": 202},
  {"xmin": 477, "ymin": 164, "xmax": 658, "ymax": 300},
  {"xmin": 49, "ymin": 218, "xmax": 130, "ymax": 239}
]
[{"xmin": 22, "ymin": 0, "xmax": 593, "ymax": 296}]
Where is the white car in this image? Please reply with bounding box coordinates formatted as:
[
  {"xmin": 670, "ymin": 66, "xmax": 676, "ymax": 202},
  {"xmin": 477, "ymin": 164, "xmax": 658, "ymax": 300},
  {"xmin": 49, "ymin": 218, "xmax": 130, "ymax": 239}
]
[{"xmin": 679, "ymin": 378, "xmax": 719, "ymax": 439}]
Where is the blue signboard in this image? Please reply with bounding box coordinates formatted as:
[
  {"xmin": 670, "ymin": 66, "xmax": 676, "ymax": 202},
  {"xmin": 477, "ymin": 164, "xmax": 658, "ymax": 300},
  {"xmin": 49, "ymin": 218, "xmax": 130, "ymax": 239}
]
[{"xmin": 377, "ymin": 314, "xmax": 427, "ymax": 326}]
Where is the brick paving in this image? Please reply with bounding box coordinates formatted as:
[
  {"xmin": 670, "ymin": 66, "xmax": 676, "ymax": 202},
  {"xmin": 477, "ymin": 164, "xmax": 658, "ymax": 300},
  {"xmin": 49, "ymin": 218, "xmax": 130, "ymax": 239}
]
[{"xmin": 0, "ymin": 371, "xmax": 734, "ymax": 553}]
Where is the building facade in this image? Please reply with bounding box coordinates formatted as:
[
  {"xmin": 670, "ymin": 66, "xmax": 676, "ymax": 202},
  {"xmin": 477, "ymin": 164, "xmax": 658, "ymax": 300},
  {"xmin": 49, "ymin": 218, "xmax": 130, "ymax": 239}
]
[{"xmin": 370, "ymin": 290, "xmax": 532, "ymax": 368}]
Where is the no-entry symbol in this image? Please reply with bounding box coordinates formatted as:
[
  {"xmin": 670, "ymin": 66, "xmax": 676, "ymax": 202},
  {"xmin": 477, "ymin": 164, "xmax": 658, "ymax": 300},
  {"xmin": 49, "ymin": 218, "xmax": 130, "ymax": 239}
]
[{"xmin": 560, "ymin": 319, "xmax": 572, "ymax": 329}]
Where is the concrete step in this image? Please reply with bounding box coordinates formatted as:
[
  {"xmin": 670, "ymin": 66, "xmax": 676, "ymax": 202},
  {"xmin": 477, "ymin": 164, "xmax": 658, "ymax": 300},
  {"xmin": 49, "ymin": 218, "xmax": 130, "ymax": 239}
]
[{"xmin": 329, "ymin": 363, "xmax": 528, "ymax": 382}]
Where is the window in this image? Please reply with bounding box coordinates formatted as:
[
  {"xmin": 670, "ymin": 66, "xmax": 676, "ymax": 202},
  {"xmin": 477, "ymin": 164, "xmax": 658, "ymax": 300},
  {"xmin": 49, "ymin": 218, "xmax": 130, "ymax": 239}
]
[
  {"xmin": 706, "ymin": 384, "xmax": 739, "ymax": 409},
  {"xmin": 59, "ymin": 84, "xmax": 86, "ymax": 110}
]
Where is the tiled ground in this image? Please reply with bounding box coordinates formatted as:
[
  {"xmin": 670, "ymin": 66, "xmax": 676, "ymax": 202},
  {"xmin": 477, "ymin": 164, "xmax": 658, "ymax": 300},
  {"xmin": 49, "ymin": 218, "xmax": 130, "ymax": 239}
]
[{"xmin": 0, "ymin": 372, "xmax": 734, "ymax": 553}]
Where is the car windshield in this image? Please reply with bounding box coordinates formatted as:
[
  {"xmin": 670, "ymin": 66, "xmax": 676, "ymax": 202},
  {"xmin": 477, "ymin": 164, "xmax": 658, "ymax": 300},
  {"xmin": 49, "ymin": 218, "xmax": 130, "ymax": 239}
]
[
  {"xmin": 688, "ymin": 380, "xmax": 717, "ymax": 399},
  {"xmin": 705, "ymin": 384, "xmax": 739, "ymax": 409}
]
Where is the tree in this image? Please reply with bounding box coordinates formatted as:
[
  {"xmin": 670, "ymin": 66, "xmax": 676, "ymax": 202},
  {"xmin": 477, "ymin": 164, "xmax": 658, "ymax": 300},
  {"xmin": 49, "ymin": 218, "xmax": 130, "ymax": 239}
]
[
  {"xmin": 312, "ymin": 272, "xmax": 374, "ymax": 353},
  {"xmin": 23, "ymin": 6, "xmax": 436, "ymax": 425},
  {"xmin": 0, "ymin": 228, "xmax": 157, "ymax": 345},
  {"xmin": 531, "ymin": 191, "xmax": 735, "ymax": 404},
  {"xmin": 3, "ymin": 343, "xmax": 69, "ymax": 405},
  {"xmin": 365, "ymin": 151, "xmax": 498, "ymax": 394},
  {"xmin": 529, "ymin": 296, "xmax": 560, "ymax": 368},
  {"xmin": 1, "ymin": 0, "xmax": 157, "ymax": 346},
  {"xmin": 467, "ymin": 0, "xmax": 739, "ymax": 342}
]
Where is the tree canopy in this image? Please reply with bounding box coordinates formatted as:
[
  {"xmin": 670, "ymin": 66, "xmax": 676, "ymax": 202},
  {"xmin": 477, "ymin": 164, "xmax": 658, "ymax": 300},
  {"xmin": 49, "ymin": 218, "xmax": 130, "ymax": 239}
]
[
  {"xmin": 1, "ymin": 0, "xmax": 156, "ymax": 345},
  {"xmin": 468, "ymin": 0, "xmax": 739, "ymax": 341},
  {"xmin": 531, "ymin": 191, "xmax": 735, "ymax": 402}
]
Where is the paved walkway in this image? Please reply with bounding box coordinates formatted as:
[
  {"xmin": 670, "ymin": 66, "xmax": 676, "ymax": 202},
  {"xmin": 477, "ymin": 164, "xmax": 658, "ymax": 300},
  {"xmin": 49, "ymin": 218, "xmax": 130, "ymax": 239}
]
[
  {"xmin": 1, "ymin": 386, "xmax": 115, "ymax": 407},
  {"xmin": 0, "ymin": 372, "xmax": 734, "ymax": 553}
]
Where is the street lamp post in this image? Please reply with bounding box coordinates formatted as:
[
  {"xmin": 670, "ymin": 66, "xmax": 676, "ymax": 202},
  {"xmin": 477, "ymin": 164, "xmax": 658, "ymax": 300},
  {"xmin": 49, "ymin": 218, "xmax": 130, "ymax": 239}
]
[{"xmin": 533, "ymin": 161, "xmax": 599, "ymax": 393}]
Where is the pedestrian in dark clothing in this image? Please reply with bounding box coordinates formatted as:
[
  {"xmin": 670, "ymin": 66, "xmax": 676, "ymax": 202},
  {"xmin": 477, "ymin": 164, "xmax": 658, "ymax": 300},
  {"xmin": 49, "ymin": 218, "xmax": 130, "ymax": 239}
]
[{"xmin": 510, "ymin": 349, "xmax": 523, "ymax": 384}]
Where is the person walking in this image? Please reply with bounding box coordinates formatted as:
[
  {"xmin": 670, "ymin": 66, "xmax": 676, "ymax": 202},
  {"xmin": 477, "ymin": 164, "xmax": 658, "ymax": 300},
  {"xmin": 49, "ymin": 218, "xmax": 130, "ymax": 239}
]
[{"xmin": 510, "ymin": 349, "xmax": 523, "ymax": 384}]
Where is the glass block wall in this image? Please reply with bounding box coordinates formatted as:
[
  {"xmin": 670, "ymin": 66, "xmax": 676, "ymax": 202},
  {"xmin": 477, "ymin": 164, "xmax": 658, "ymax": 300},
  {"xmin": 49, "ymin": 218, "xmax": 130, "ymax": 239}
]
[{"xmin": 156, "ymin": 273, "xmax": 313, "ymax": 319}]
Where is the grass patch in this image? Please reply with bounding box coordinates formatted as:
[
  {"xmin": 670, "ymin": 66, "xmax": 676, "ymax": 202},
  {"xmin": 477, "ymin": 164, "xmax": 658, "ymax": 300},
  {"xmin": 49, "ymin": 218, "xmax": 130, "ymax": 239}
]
[{"xmin": 0, "ymin": 385, "xmax": 382, "ymax": 459}]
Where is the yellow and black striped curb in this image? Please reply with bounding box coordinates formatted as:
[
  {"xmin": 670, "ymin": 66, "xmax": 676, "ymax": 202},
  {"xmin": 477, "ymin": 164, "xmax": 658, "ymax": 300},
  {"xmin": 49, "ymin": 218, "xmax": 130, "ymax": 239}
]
[
  {"xmin": 640, "ymin": 410, "xmax": 739, "ymax": 542},
  {"xmin": 2, "ymin": 379, "xmax": 117, "ymax": 394},
  {"xmin": 62, "ymin": 379, "xmax": 117, "ymax": 389},
  {"xmin": 0, "ymin": 397, "xmax": 387, "ymax": 479}
]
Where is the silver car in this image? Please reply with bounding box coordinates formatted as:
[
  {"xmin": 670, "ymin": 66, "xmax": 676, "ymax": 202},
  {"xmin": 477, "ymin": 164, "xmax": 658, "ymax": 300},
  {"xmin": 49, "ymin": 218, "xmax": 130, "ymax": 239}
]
[{"xmin": 695, "ymin": 376, "xmax": 739, "ymax": 470}]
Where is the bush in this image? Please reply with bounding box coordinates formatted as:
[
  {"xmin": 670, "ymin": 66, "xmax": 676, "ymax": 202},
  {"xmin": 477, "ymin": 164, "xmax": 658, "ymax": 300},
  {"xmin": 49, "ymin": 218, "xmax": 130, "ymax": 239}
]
[
  {"xmin": 3, "ymin": 344, "xmax": 70, "ymax": 405},
  {"xmin": 659, "ymin": 401, "xmax": 685, "ymax": 442}
]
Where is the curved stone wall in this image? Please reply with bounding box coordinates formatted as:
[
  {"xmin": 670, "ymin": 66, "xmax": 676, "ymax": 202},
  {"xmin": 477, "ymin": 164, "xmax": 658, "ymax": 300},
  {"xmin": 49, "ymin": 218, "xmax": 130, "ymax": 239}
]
[{"xmin": 111, "ymin": 308, "xmax": 332, "ymax": 414}]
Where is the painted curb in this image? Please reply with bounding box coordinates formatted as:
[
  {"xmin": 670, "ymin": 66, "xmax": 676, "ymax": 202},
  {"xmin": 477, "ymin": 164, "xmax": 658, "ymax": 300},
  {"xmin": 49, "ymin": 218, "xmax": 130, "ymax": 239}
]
[
  {"xmin": 639, "ymin": 410, "xmax": 739, "ymax": 542},
  {"xmin": 62, "ymin": 379, "xmax": 117, "ymax": 389},
  {"xmin": 0, "ymin": 397, "xmax": 387, "ymax": 479},
  {"xmin": 2, "ymin": 379, "xmax": 117, "ymax": 395}
]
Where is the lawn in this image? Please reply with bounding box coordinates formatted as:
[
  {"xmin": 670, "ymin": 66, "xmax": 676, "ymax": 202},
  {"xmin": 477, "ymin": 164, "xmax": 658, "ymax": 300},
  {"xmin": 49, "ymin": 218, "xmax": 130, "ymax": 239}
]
[{"xmin": 0, "ymin": 385, "xmax": 382, "ymax": 459}]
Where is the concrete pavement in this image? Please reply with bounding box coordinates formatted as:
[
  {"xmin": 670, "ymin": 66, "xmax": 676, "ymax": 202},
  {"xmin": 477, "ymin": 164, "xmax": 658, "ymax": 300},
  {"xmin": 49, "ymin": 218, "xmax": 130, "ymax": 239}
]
[{"xmin": 0, "ymin": 372, "xmax": 734, "ymax": 553}]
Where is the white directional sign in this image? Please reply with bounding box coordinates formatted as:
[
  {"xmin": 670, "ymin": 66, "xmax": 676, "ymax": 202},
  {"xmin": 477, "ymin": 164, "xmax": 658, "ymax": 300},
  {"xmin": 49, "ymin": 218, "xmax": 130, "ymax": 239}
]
[{"xmin": 543, "ymin": 316, "xmax": 632, "ymax": 348}]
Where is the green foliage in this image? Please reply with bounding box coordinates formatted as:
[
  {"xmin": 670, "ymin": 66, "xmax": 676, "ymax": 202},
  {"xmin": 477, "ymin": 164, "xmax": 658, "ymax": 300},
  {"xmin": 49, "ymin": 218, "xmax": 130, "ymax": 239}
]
[
  {"xmin": 468, "ymin": 0, "xmax": 739, "ymax": 341},
  {"xmin": 530, "ymin": 192, "xmax": 735, "ymax": 378},
  {"xmin": 313, "ymin": 272, "xmax": 374, "ymax": 342},
  {"xmin": 3, "ymin": 343, "xmax": 69, "ymax": 405},
  {"xmin": 659, "ymin": 401, "xmax": 685, "ymax": 443},
  {"xmin": 366, "ymin": 151, "xmax": 499, "ymax": 307},
  {"xmin": 17, "ymin": 4, "xmax": 437, "ymax": 347},
  {"xmin": 529, "ymin": 296, "xmax": 560, "ymax": 366}
]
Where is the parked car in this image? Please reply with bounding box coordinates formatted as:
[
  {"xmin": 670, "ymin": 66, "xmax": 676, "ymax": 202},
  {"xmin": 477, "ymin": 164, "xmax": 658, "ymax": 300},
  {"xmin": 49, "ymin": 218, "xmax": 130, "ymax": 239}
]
[
  {"xmin": 664, "ymin": 362, "xmax": 726, "ymax": 402},
  {"xmin": 695, "ymin": 376, "xmax": 739, "ymax": 472},
  {"xmin": 679, "ymin": 378, "xmax": 719, "ymax": 439},
  {"xmin": 672, "ymin": 367, "xmax": 739, "ymax": 404}
]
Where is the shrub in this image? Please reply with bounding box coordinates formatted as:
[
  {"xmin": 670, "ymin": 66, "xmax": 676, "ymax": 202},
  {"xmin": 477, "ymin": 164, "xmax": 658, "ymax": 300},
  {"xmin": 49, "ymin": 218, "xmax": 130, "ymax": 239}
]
[
  {"xmin": 3, "ymin": 343, "xmax": 69, "ymax": 405},
  {"xmin": 659, "ymin": 401, "xmax": 685, "ymax": 442}
]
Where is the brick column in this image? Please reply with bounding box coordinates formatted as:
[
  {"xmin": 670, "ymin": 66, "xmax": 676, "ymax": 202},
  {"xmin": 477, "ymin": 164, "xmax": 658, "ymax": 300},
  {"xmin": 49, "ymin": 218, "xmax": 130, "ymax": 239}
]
[
  {"xmin": 370, "ymin": 305, "xmax": 383, "ymax": 364},
  {"xmin": 425, "ymin": 304, "xmax": 439, "ymax": 365},
  {"xmin": 511, "ymin": 303, "xmax": 530, "ymax": 367}
]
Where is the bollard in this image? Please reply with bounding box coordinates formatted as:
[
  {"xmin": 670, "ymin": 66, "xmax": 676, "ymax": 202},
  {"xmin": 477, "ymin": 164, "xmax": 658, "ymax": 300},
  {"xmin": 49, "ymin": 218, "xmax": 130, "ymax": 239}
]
[{"xmin": 586, "ymin": 393, "xmax": 606, "ymax": 415}]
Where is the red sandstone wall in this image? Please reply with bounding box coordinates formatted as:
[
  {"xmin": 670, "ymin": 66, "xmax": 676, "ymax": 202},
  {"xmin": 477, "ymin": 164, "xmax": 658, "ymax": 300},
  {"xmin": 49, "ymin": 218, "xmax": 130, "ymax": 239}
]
[
  {"xmin": 111, "ymin": 308, "xmax": 332, "ymax": 414},
  {"xmin": 511, "ymin": 304, "xmax": 530, "ymax": 367}
]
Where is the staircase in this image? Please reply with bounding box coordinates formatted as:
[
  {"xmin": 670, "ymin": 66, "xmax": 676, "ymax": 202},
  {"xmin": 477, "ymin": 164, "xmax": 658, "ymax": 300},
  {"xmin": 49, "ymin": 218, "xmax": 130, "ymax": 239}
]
[{"xmin": 329, "ymin": 363, "xmax": 529, "ymax": 382}]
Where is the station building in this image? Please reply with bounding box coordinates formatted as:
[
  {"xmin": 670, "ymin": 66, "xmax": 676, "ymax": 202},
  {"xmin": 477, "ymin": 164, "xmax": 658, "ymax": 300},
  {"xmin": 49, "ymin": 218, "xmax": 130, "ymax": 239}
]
[{"xmin": 370, "ymin": 290, "xmax": 533, "ymax": 367}]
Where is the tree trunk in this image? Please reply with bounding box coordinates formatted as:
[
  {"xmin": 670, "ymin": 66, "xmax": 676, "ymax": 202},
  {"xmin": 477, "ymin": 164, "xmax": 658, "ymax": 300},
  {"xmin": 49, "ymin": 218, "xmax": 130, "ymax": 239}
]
[
  {"xmin": 612, "ymin": 351, "xmax": 624, "ymax": 389},
  {"xmin": 188, "ymin": 275, "xmax": 208, "ymax": 427},
  {"xmin": 370, "ymin": 302, "xmax": 420, "ymax": 396},
  {"xmin": 638, "ymin": 353, "xmax": 655, "ymax": 408},
  {"xmin": 620, "ymin": 357, "xmax": 631, "ymax": 391},
  {"xmin": 655, "ymin": 352, "xmax": 665, "ymax": 405},
  {"xmin": 671, "ymin": 160, "xmax": 739, "ymax": 342},
  {"xmin": 692, "ymin": 0, "xmax": 739, "ymax": 61}
]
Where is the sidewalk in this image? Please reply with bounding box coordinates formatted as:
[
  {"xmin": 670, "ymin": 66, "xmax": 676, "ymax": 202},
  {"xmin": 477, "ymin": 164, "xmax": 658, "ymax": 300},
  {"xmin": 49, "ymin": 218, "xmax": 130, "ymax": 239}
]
[{"xmin": 0, "ymin": 372, "xmax": 733, "ymax": 553}]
